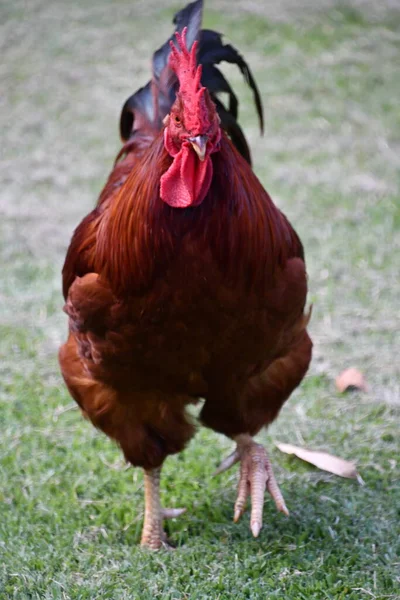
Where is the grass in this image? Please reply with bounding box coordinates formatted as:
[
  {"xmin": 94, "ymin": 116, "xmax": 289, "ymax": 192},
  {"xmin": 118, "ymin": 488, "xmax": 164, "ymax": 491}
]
[{"xmin": 1, "ymin": 0, "xmax": 399, "ymax": 598}]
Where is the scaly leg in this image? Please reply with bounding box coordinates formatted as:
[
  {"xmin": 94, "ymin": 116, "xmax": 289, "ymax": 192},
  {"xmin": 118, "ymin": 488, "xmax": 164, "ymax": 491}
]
[
  {"xmin": 141, "ymin": 467, "xmax": 186, "ymax": 550},
  {"xmin": 214, "ymin": 435, "xmax": 288, "ymax": 537}
]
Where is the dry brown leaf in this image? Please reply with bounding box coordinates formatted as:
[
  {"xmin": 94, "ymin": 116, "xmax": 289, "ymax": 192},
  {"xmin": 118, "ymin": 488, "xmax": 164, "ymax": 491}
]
[
  {"xmin": 275, "ymin": 442, "xmax": 359, "ymax": 479},
  {"xmin": 335, "ymin": 368, "xmax": 367, "ymax": 393}
]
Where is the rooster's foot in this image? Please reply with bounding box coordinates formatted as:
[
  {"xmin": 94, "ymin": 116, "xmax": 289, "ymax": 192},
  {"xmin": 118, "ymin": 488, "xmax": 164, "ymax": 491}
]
[{"xmin": 214, "ymin": 434, "xmax": 288, "ymax": 537}]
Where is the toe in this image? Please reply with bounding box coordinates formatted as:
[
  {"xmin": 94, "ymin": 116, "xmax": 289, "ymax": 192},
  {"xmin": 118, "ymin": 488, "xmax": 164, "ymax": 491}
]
[
  {"xmin": 265, "ymin": 461, "xmax": 289, "ymax": 516},
  {"xmin": 234, "ymin": 459, "xmax": 250, "ymax": 522},
  {"xmin": 214, "ymin": 449, "xmax": 240, "ymax": 476},
  {"xmin": 162, "ymin": 507, "xmax": 187, "ymax": 519},
  {"xmin": 249, "ymin": 448, "xmax": 268, "ymax": 536}
]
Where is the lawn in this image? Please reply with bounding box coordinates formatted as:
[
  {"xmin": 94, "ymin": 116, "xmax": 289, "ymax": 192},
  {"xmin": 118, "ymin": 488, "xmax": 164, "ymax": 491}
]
[{"xmin": 0, "ymin": 0, "xmax": 399, "ymax": 598}]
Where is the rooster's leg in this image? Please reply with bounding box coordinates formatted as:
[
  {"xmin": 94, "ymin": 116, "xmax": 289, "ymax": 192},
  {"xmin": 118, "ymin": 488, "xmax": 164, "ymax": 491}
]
[
  {"xmin": 214, "ymin": 435, "xmax": 288, "ymax": 537},
  {"xmin": 141, "ymin": 467, "xmax": 185, "ymax": 550}
]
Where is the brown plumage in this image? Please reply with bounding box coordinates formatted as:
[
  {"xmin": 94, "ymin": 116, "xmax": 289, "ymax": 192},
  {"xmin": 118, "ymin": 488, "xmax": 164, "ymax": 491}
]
[{"xmin": 59, "ymin": 1, "xmax": 312, "ymax": 549}]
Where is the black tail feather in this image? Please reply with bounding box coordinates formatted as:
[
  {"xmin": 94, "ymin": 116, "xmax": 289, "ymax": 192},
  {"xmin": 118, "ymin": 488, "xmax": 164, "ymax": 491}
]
[
  {"xmin": 119, "ymin": 83, "xmax": 154, "ymax": 142},
  {"xmin": 120, "ymin": 1, "xmax": 203, "ymax": 141},
  {"xmin": 201, "ymin": 64, "xmax": 239, "ymax": 120},
  {"xmin": 199, "ymin": 29, "xmax": 264, "ymax": 135},
  {"xmin": 153, "ymin": 0, "xmax": 203, "ymax": 82},
  {"xmin": 119, "ymin": 0, "xmax": 263, "ymax": 164},
  {"xmin": 213, "ymin": 97, "xmax": 252, "ymax": 164}
]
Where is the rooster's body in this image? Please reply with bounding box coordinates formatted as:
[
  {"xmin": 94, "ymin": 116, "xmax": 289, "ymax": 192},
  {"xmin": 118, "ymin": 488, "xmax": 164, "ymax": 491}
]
[{"xmin": 59, "ymin": 0, "xmax": 312, "ymax": 549}]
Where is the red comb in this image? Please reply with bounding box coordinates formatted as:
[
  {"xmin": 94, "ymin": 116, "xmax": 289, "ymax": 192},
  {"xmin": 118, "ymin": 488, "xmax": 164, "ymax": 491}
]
[
  {"xmin": 169, "ymin": 28, "xmax": 203, "ymax": 97},
  {"xmin": 168, "ymin": 28, "xmax": 211, "ymax": 134}
]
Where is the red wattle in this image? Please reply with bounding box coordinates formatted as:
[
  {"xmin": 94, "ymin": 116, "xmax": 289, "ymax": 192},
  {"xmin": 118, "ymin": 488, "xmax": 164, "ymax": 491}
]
[{"xmin": 160, "ymin": 142, "xmax": 213, "ymax": 208}]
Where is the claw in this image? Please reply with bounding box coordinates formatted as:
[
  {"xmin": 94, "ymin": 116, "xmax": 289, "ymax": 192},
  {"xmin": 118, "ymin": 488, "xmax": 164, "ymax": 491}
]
[
  {"xmin": 251, "ymin": 520, "xmax": 261, "ymax": 538},
  {"xmin": 234, "ymin": 508, "xmax": 242, "ymax": 522}
]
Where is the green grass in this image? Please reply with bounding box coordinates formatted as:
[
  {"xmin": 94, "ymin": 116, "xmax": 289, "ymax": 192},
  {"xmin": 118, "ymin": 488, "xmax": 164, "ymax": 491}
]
[{"xmin": 1, "ymin": 0, "xmax": 399, "ymax": 598}]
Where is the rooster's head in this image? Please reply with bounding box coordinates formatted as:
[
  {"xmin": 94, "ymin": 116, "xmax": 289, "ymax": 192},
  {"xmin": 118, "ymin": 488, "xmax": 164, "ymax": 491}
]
[{"xmin": 160, "ymin": 28, "xmax": 221, "ymax": 208}]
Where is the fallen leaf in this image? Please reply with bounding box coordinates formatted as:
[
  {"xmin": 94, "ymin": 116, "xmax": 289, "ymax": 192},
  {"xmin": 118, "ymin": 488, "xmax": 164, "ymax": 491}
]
[
  {"xmin": 275, "ymin": 442, "xmax": 359, "ymax": 479},
  {"xmin": 335, "ymin": 368, "xmax": 367, "ymax": 393}
]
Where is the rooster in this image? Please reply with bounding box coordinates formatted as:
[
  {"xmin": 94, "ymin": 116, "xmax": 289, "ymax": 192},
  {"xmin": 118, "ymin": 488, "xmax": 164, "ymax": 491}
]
[{"xmin": 59, "ymin": 0, "xmax": 312, "ymax": 550}]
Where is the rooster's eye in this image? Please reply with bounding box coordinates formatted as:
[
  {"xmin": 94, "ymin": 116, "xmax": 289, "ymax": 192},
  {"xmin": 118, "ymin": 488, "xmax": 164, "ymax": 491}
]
[{"xmin": 174, "ymin": 115, "xmax": 182, "ymax": 127}]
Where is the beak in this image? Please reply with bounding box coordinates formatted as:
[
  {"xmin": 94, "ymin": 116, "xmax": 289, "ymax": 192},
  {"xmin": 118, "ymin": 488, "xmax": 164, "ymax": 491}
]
[{"xmin": 189, "ymin": 135, "xmax": 208, "ymax": 161}]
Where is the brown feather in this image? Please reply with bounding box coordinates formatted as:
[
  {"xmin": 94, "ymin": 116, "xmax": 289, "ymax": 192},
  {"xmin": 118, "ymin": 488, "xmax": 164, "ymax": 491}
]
[{"xmin": 93, "ymin": 132, "xmax": 303, "ymax": 297}]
